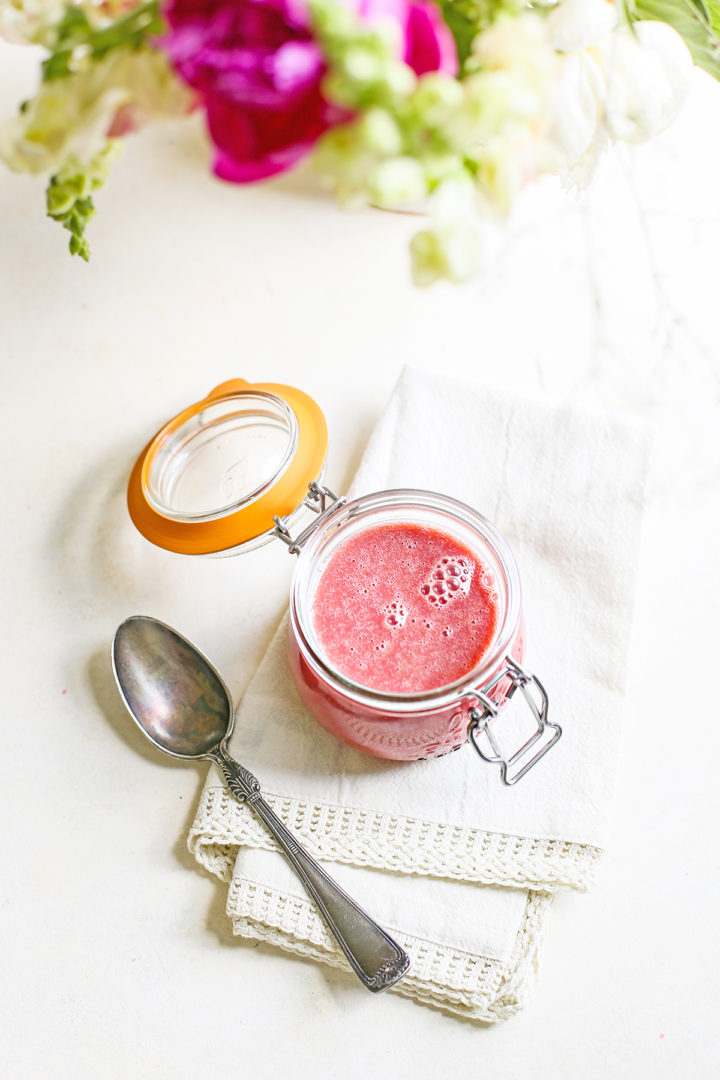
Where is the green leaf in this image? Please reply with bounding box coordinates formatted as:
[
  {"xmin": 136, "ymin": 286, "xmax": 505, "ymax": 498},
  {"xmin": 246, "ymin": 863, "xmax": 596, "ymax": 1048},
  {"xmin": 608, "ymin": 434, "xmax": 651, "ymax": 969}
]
[
  {"xmin": 628, "ymin": 0, "xmax": 720, "ymax": 78},
  {"xmin": 55, "ymin": 6, "xmax": 94, "ymax": 41},
  {"xmin": 705, "ymin": 0, "xmax": 720, "ymax": 33},
  {"xmin": 438, "ymin": 3, "xmax": 479, "ymax": 66},
  {"xmin": 437, "ymin": 0, "xmax": 526, "ymax": 67},
  {"xmin": 42, "ymin": 1, "xmax": 163, "ymax": 82}
]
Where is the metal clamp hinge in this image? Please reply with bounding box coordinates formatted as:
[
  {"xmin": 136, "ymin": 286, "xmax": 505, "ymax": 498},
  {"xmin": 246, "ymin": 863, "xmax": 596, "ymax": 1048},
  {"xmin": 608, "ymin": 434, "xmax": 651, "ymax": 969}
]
[
  {"xmin": 274, "ymin": 482, "xmax": 346, "ymax": 555},
  {"xmin": 467, "ymin": 658, "xmax": 562, "ymax": 785}
]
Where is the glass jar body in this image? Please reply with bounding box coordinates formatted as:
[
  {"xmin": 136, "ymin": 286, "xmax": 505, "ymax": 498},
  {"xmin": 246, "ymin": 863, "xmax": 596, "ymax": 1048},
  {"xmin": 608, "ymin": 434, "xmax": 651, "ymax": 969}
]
[{"xmin": 287, "ymin": 489, "xmax": 525, "ymax": 761}]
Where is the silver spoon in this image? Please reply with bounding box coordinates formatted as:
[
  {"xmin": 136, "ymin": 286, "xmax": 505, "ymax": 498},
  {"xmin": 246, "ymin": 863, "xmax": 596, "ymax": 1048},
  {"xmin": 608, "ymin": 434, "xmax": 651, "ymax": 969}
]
[{"xmin": 112, "ymin": 615, "xmax": 410, "ymax": 993}]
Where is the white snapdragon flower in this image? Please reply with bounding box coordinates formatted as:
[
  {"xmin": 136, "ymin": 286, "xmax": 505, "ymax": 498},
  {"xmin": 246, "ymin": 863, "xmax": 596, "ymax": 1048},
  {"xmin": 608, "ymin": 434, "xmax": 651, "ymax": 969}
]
[
  {"xmin": 545, "ymin": 0, "xmax": 692, "ymax": 184},
  {"xmin": 1, "ymin": 72, "xmax": 124, "ymax": 175},
  {"xmin": 0, "ymin": 0, "xmax": 67, "ymax": 44},
  {"xmin": 545, "ymin": 0, "xmax": 617, "ymax": 52},
  {"xmin": 411, "ymin": 179, "xmax": 486, "ymax": 286},
  {"xmin": 549, "ymin": 51, "xmax": 606, "ymax": 164},
  {"xmin": 0, "ymin": 49, "xmax": 192, "ymax": 175},
  {"xmin": 596, "ymin": 19, "xmax": 694, "ymax": 144},
  {"xmin": 414, "ymin": 0, "xmax": 694, "ymax": 283},
  {"xmin": 458, "ymin": 14, "xmax": 564, "ymax": 213},
  {"xmin": 369, "ymin": 156, "xmax": 428, "ymax": 208}
]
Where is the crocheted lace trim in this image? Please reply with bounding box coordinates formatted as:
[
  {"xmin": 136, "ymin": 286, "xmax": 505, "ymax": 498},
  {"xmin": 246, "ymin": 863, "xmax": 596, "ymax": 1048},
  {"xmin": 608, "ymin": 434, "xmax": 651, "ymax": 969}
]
[
  {"xmin": 226, "ymin": 877, "xmax": 553, "ymax": 1022},
  {"xmin": 189, "ymin": 785, "xmax": 603, "ymax": 892}
]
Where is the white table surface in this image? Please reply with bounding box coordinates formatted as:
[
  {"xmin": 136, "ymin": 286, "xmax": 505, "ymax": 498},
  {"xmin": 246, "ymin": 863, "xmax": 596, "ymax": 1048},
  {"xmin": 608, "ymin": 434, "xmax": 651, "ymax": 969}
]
[{"xmin": 2, "ymin": 40, "xmax": 719, "ymax": 1079}]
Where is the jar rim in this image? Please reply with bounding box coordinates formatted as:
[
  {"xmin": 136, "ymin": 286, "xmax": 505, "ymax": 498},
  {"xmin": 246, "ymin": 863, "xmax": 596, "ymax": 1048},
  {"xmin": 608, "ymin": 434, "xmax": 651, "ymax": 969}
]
[
  {"xmin": 127, "ymin": 378, "xmax": 328, "ymax": 556},
  {"xmin": 144, "ymin": 391, "xmax": 299, "ymax": 523},
  {"xmin": 289, "ymin": 488, "xmax": 523, "ymax": 711}
]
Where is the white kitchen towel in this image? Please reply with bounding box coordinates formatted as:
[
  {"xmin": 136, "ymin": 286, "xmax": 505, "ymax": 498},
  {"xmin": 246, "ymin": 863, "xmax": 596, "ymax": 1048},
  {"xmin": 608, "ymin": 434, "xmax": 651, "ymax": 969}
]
[{"xmin": 189, "ymin": 366, "xmax": 650, "ymax": 1020}]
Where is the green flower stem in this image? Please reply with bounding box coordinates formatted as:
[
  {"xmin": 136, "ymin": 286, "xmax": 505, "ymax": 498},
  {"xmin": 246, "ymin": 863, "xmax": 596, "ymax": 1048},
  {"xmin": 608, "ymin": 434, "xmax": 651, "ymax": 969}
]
[
  {"xmin": 46, "ymin": 142, "xmax": 121, "ymax": 261},
  {"xmin": 43, "ymin": 2, "xmax": 163, "ymax": 82}
]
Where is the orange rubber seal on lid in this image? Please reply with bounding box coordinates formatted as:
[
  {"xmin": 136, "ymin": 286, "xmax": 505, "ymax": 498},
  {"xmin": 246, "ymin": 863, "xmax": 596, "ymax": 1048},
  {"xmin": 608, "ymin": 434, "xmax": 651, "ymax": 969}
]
[{"xmin": 127, "ymin": 378, "xmax": 327, "ymax": 555}]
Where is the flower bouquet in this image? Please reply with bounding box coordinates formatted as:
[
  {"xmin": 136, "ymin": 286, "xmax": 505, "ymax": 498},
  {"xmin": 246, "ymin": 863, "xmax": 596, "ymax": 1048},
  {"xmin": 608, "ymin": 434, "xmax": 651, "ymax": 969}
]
[{"xmin": 1, "ymin": 0, "xmax": 717, "ymax": 283}]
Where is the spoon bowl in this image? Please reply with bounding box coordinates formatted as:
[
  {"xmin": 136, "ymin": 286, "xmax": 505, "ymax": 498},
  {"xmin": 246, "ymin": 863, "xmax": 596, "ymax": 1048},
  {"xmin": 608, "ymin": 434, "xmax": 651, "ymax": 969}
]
[
  {"xmin": 113, "ymin": 616, "xmax": 231, "ymax": 759},
  {"xmin": 111, "ymin": 614, "xmax": 410, "ymax": 993}
]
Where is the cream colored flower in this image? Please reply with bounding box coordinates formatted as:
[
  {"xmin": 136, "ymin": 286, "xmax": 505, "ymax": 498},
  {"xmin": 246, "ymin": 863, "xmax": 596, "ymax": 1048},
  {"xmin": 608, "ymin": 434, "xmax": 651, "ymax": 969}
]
[
  {"xmin": 0, "ymin": 48, "xmax": 192, "ymax": 175},
  {"xmin": 369, "ymin": 156, "xmax": 427, "ymax": 208},
  {"xmin": 410, "ymin": 179, "xmax": 485, "ymax": 286},
  {"xmin": 0, "ymin": 0, "xmax": 66, "ymax": 44},
  {"xmin": 545, "ymin": 0, "xmax": 692, "ymax": 184},
  {"xmin": 457, "ymin": 14, "xmax": 564, "ymax": 212},
  {"xmin": 596, "ymin": 19, "xmax": 694, "ymax": 144},
  {"xmin": 545, "ymin": 0, "xmax": 617, "ymax": 53},
  {"xmin": 0, "ymin": 1, "xmax": 144, "ymax": 44}
]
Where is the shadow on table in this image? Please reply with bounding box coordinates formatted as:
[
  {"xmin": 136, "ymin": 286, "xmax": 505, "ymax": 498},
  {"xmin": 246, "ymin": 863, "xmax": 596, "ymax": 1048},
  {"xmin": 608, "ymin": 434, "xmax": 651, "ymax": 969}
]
[{"xmin": 46, "ymin": 437, "xmax": 179, "ymax": 612}]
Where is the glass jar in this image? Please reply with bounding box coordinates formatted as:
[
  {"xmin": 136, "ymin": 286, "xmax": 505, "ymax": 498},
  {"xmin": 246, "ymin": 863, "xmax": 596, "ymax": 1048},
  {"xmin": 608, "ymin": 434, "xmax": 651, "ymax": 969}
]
[{"xmin": 127, "ymin": 379, "xmax": 561, "ymax": 784}]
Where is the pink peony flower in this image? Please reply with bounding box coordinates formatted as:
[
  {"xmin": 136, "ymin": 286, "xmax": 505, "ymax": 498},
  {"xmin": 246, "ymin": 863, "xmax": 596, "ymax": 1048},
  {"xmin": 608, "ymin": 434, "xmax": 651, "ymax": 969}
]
[{"xmin": 161, "ymin": 0, "xmax": 458, "ymax": 183}]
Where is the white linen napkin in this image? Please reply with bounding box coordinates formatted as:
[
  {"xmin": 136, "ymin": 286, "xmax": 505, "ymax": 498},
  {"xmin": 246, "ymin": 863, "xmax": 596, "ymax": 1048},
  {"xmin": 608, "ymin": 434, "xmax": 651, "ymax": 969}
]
[{"xmin": 189, "ymin": 366, "xmax": 650, "ymax": 1021}]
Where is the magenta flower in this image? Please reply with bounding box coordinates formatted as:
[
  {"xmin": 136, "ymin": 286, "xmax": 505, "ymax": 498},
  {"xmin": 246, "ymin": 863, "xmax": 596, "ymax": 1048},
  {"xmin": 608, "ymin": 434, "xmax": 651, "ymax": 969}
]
[
  {"xmin": 360, "ymin": 0, "xmax": 458, "ymax": 77},
  {"xmin": 162, "ymin": 0, "xmax": 458, "ymax": 183}
]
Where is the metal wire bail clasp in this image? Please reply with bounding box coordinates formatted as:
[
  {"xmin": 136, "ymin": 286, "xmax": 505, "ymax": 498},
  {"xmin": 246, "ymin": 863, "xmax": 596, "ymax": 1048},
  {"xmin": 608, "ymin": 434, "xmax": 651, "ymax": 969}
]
[
  {"xmin": 467, "ymin": 658, "xmax": 561, "ymax": 785},
  {"xmin": 274, "ymin": 482, "xmax": 346, "ymax": 555}
]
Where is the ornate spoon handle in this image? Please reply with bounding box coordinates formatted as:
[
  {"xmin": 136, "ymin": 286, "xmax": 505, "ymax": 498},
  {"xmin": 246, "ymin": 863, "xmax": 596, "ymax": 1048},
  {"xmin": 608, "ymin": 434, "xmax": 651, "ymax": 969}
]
[{"xmin": 208, "ymin": 746, "xmax": 410, "ymax": 993}]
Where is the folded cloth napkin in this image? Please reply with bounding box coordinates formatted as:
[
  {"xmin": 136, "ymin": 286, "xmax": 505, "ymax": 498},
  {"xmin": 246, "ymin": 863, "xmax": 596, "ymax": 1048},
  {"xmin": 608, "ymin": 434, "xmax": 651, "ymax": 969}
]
[{"xmin": 189, "ymin": 366, "xmax": 650, "ymax": 1021}]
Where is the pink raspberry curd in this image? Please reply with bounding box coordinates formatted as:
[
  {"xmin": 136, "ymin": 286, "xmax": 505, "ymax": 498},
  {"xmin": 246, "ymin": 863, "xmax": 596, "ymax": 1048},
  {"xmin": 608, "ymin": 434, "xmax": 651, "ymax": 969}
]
[{"xmin": 310, "ymin": 522, "xmax": 500, "ymax": 694}]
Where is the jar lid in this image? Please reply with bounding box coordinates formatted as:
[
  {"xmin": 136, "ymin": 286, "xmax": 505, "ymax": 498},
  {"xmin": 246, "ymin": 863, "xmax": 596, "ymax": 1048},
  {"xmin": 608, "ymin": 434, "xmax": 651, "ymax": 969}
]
[{"xmin": 127, "ymin": 378, "xmax": 328, "ymax": 555}]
